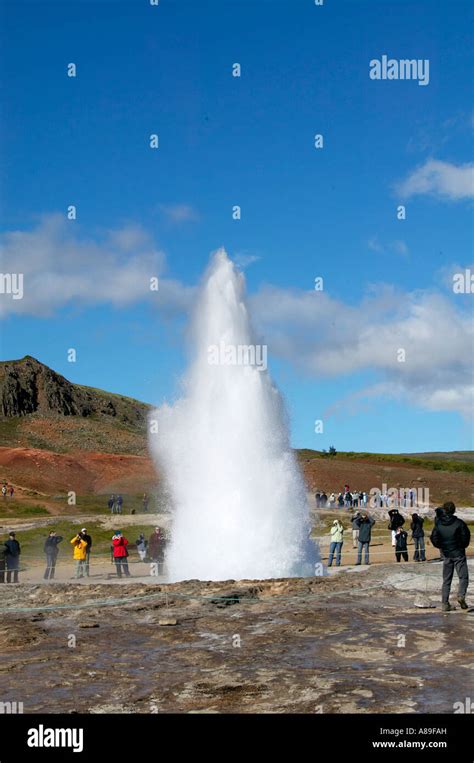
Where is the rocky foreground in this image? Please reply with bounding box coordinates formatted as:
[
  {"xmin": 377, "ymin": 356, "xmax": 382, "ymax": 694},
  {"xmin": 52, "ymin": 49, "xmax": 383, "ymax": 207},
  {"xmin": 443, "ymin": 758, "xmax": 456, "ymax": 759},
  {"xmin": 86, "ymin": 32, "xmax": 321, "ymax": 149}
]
[{"xmin": 0, "ymin": 562, "xmax": 472, "ymax": 714}]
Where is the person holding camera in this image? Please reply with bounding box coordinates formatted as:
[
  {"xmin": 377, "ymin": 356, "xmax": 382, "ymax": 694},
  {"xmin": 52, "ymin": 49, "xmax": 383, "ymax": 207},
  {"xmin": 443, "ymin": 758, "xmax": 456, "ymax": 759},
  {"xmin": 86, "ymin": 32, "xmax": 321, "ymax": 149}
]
[
  {"xmin": 112, "ymin": 531, "xmax": 131, "ymax": 578},
  {"xmin": 44, "ymin": 530, "xmax": 63, "ymax": 580},
  {"xmin": 328, "ymin": 519, "xmax": 344, "ymax": 567},
  {"xmin": 411, "ymin": 513, "xmax": 426, "ymax": 562},
  {"xmin": 355, "ymin": 513, "xmax": 375, "ymax": 565},
  {"xmin": 388, "ymin": 508, "xmax": 405, "ymax": 547},
  {"xmin": 70, "ymin": 532, "xmax": 88, "ymax": 579},
  {"xmin": 4, "ymin": 532, "xmax": 21, "ymax": 583},
  {"xmin": 394, "ymin": 526, "xmax": 409, "ymax": 562},
  {"xmin": 80, "ymin": 528, "xmax": 92, "ymax": 577}
]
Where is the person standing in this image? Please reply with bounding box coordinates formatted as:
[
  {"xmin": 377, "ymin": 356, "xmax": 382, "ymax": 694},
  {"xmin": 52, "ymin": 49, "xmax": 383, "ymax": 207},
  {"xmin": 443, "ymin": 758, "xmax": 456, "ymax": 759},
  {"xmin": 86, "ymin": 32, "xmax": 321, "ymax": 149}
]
[
  {"xmin": 116, "ymin": 495, "xmax": 123, "ymax": 515},
  {"xmin": 108, "ymin": 495, "xmax": 115, "ymax": 514},
  {"xmin": 351, "ymin": 511, "xmax": 361, "ymax": 548},
  {"xmin": 142, "ymin": 493, "xmax": 149, "ymax": 513},
  {"xmin": 70, "ymin": 533, "xmax": 88, "ymax": 579},
  {"xmin": 430, "ymin": 502, "xmax": 470, "ymax": 611},
  {"xmin": 79, "ymin": 528, "xmax": 92, "ymax": 577},
  {"xmin": 355, "ymin": 513, "xmax": 375, "ymax": 565},
  {"xmin": 0, "ymin": 537, "xmax": 6, "ymax": 583},
  {"xmin": 148, "ymin": 526, "xmax": 165, "ymax": 573},
  {"xmin": 148, "ymin": 527, "xmax": 164, "ymax": 561},
  {"xmin": 135, "ymin": 533, "xmax": 148, "ymax": 561},
  {"xmin": 1, "ymin": 485, "xmax": 6, "ymax": 499},
  {"xmin": 112, "ymin": 531, "xmax": 130, "ymax": 578},
  {"xmin": 43, "ymin": 531, "xmax": 63, "ymax": 580},
  {"xmin": 5, "ymin": 532, "xmax": 21, "ymax": 583},
  {"xmin": 327, "ymin": 519, "xmax": 344, "ymax": 567},
  {"xmin": 411, "ymin": 513, "xmax": 426, "ymax": 562},
  {"xmin": 388, "ymin": 508, "xmax": 405, "ymax": 547},
  {"xmin": 9, "ymin": 486, "xmax": 14, "ymax": 498},
  {"xmin": 394, "ymin": 527, "xmax": 409, "ymax": 562}
]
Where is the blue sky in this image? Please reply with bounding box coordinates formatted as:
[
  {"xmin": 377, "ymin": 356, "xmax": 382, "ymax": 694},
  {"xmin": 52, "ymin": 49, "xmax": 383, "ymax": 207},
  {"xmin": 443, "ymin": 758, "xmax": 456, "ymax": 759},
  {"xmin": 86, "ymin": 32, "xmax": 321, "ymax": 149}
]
[{"xmin": 0, "ymin": 0, "xmax": 473, "ymax": 452}]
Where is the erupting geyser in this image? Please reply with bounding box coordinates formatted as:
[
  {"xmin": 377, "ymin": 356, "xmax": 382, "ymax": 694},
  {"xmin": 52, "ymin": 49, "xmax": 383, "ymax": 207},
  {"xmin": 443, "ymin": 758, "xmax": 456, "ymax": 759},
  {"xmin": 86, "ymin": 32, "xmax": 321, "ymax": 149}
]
[{"xmin": 149, "ymin": 249, "xmax": 318, "ymax": 581}]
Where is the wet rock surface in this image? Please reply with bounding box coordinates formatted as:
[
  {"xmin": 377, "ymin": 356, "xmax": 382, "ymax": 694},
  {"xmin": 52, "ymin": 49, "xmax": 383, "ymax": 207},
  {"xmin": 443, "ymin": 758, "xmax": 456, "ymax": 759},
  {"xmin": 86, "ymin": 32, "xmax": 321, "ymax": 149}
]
[{"xmin": 0, "ymin": 563, "xmax": 472, "ymax": 714}]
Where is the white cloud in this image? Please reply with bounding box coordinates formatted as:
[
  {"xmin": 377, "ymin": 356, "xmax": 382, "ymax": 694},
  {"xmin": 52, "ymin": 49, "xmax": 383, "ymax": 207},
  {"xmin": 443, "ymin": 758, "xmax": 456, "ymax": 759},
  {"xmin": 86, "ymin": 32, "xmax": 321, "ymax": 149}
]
[
  {"xmin": 251, "ymin": 284, "xmax": 474, "ymax": 418},
  {"xmin": 0, "ymin": 214, "xmax": 193, "ymax": 317},
  {"xmin": 367, "ymin": 237, "xmax": 409, "ymax": 257},
  {"xmin": 391, "ymin": 240, "xmax": 409, "ymax": 257},
  {"xmin": 367, "ymin": 236, "xmax": 384, "ymax": 254},
  {"xmin": 395, "ymin": 159, "xmax": 474, "ymax": 200},
  {"xmin": 234, "ymin": 251, "xmax": 261, "ymax": 268},
  {"xmin": 1, "ymin": 219, "xmax": 471, "ymax": 419},
  {"xmin": 158, "ymin": 203, "xmax": 200, "ymax": 223}
]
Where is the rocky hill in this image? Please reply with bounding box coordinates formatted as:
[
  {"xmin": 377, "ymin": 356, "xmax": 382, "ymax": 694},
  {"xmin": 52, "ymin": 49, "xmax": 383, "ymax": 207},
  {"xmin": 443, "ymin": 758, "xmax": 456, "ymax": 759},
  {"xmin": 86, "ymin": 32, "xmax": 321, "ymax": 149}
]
[
  {"xmin": 0, "ymin": 356, "xmax": 149, "ymax": 421},
  {"xmin": 0, "ymin": 356, "xmax": 151, "ymax": 455}
]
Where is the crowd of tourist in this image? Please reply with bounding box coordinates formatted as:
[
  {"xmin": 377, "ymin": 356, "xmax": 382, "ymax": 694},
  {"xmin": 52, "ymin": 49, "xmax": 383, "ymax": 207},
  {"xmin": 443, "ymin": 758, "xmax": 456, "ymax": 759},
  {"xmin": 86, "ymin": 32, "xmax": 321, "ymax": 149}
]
[
  {"xmin": 324, "ymin": 500, "xmax": 470, "ymax": 611},
  {"xmin": 0, "ymin": 526, "xmax": 167, "ymax": 583},
  {"xmin": 0, "ymin": 491, "xmax": 470, "ymax": 611},
  {"xmin": 107, "ymin": 493, "xmax": 150, "ymax": 514},
  {"xmin": 315, "ymin": 484, "xmax": 420, "ymax": 510}
]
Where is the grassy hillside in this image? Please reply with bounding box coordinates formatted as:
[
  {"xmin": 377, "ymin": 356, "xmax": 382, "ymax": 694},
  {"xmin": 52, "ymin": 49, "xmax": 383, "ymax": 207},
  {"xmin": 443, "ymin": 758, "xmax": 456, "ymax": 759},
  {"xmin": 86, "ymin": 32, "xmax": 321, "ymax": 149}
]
[
  {"xmin": 296, "ymin": 449, "xmax": 474, "ymax": 474},
  {"xmin": 0, "ymin": 412, "xmax": 149, "ymax": 455}
]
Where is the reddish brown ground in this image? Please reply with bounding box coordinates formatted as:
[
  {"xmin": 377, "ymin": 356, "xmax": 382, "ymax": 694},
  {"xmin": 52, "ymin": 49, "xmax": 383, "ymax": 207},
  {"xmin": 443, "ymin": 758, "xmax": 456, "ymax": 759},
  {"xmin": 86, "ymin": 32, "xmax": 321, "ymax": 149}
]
[
  {"xmin": 0, "ymin": 446, "xmax": 157, "ymax": 497},
  {"xmin": 0, "ymin": 446, "xmax": 472, "ymax": 512},
  {"xmin": 301, "ymin": 456, "xmax": 473, "ymax": 506}
]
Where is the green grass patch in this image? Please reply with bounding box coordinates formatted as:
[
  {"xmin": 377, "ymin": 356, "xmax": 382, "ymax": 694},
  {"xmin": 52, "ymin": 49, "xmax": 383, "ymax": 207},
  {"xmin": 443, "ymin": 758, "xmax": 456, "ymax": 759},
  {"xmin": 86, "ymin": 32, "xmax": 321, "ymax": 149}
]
[
  {"xmin": 52, "ymin": 491, "xmax": 170, "ymax": 515},
  {"xmin": 0, "ymin": 501, "xmax": 50, "ymax": 518},
  {"xmin": 296, "ymin": 449, "xmax": 474, "ymax": 474}
]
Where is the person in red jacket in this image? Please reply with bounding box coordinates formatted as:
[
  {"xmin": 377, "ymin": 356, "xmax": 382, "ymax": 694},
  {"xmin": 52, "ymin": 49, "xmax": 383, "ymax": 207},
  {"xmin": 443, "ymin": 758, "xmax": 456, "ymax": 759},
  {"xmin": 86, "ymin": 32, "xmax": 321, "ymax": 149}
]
[{"xmin": 112, "ymin": 531, "xmax": 130, "ymax": 578}]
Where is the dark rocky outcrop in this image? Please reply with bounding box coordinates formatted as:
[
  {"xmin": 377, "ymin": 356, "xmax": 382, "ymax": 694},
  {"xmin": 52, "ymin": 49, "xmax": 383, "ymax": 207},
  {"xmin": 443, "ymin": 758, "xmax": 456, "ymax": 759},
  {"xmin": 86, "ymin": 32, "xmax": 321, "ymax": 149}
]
[{"xmin": 0, "ymin": 356, "xmax": 150, "ymax": 425}]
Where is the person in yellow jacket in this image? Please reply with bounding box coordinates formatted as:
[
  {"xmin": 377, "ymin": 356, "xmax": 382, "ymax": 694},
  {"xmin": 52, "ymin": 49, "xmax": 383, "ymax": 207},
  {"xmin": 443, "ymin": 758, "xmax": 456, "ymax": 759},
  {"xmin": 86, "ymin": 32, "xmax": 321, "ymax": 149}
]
[
  {"xmin": 327, "ymin": 519, "xmax": 344, "ymax": 567},
  {"xmin": 70, "ymin": 533, "xmax": 88, "ymax": 579}
]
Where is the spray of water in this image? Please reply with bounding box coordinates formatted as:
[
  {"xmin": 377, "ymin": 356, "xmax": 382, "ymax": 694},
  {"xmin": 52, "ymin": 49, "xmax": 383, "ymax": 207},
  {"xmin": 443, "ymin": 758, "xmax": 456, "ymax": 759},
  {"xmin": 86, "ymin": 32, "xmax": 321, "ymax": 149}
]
[{"xmin": 149, "ymin": 249, "xmax": 318, "ymax": 581}]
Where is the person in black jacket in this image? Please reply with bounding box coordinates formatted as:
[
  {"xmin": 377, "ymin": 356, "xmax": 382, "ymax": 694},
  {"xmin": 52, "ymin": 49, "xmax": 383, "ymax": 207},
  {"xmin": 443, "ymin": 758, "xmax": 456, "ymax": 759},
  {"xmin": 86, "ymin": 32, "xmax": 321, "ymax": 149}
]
[
  {"xmin": 80, "ymin": 528, "xmax": 92, "ymax": 577},
  {"xmin": 394, "ymin": 527, "xmax": 409, "ymax": 562},
  {"xmin": 4, "ymin": 532, "xmax": 21, "ymax": 583},
  {"xmin": 0, "ymin": 539, "xmax": 6, "ymax": 583},
  {"xmin": 411, "ymin": 513, "xmax": 426, "ymax": 562},
  {"xmin": 430, "ymin": 502, "xmax": 470, "ymax": 611},
  {"xmin": 43, "ymin": 531, "xmax": 63, "ymax": 580},
  {"xmin": 355, "ymin": 513, "xmax": 375, "ymax": 565},
  {"xmin": 388, "ymin": 509, "xmax": 405, "ymax": 547}
]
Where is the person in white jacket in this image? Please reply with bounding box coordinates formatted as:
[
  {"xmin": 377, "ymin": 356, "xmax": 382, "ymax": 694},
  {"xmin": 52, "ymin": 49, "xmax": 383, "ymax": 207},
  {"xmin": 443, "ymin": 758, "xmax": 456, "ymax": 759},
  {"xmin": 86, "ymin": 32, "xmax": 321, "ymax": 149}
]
[{"xmin": 327, "ymin": 519, "xmax": 344, "ymax": 567}]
